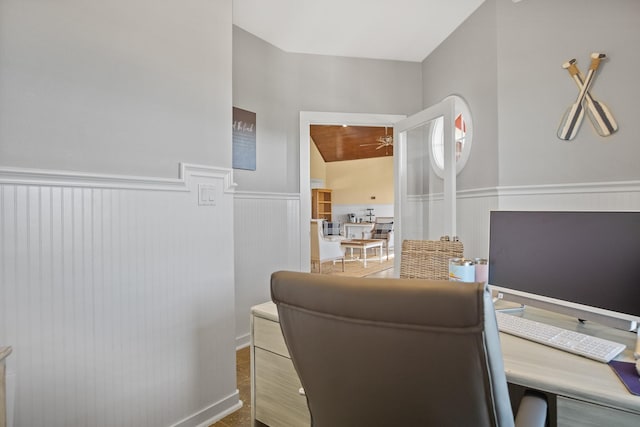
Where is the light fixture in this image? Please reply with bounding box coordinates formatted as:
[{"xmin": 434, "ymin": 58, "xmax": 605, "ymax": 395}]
[{"xmin": 376, "ymin": 127, "xmax": 393, "ymax": 146}]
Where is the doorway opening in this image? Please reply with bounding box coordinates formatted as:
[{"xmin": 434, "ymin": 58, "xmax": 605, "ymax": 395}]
[{"xmin": 299, "ymin": 112, "xmax": 405, "ymax": 272}]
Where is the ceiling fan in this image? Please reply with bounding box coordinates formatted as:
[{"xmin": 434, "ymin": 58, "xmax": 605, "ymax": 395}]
[{"xmin": 359, "ymin": 127, "xmax": 393, "ymax": 150}]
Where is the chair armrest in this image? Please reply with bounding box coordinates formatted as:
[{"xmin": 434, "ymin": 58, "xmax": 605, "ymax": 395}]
[
  {"xmin": 318, "ymin": 239, "xmax": 346, "ymax": 258},
  {"xmin": 514, "ymin": 392, "xmax": 547, "ymax": 427}
]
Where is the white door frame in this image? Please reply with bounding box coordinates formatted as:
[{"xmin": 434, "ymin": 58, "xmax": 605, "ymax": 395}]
[
  {"xmin": 393, "ymin": 98, "xmax": 456, "ymax": 272},
  {"xmin": 299, "ymin": 111, "xmax": 406, "ymax": 272}
]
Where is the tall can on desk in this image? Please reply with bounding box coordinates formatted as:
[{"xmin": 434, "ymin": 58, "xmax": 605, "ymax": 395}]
[
  {"xmin": 449, "ymin": 258, "xmax": 475, "ymax": 282},
  {"xmin": 474, "ymin": 258, "xmax": 488, "ymax": 283}
]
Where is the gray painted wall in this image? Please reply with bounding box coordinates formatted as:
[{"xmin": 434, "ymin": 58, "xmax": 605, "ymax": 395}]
[
  {"xmin": 232, "ymin": 28, "xmax": 292, "ymax": 192},
  {"xmin": 0, "ymin": 0, "xmax": 236, "ymax": 425},
  {"xmin": 496, "ymin": 0, "xmax": 640, "ymax": 186},
  {"xmin": 232, "ymin": 27, "xmax": 423, "ymax": 193},
  {"xmin": 231, "ymin": 28, "xmax": 423, "ymax": 345},
  {"xmin": 0, "ymin": 0, "xmax": 232, "ymax": 177},
  {"xmin": 421, "ymin": 0, "xmax": 499, "ymax": 191},
  {"xmin": 422, "ymin": 0, "xmax": 640, "ymax": 189}
]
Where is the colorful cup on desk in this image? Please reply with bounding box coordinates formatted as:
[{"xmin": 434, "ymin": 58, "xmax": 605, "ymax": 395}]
[
  {"xmin": 474, "ymin": 258, "xmax": 488, "ymax": 283},
  {"xmin": 449, "ymin": 258, "xmax": 475, "ymax": 282},
  {"xmin": 449, "ymin": 258, "xmax": 488, "ymax": 283}
]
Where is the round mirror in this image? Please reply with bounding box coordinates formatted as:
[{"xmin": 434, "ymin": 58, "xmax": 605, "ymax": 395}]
[{"xmin": 429, "ymin": 95, "xmax": 473, "ymax": 179}]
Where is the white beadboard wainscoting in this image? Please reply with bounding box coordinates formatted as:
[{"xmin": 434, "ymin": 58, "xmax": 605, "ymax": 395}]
[
  {"xmin": 232, "ymin": 180, "xmax": 640, "ymax": 346},
  {"xmin": 233, "ymin": 191, "xmax": 301, "ymax": 348},
  {"xmin": 456, "ymin": 188, "xmax": 500, "ymax": 259},
  {"xmin": 0, "ymin": 164, "xmax": 239, "ymax": 427},
  {"xmin": 403, "ymin": 188, "xmax": 499, "ymax": 260}
]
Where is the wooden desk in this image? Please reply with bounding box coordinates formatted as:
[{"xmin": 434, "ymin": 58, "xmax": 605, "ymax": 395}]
[
  {"xmin": 495, "ymin": 301, "xmax": 640, "ymax": 426},
  {"xmin": 251, "ymin": 301, "xmax": 640, "ymax": 427}
]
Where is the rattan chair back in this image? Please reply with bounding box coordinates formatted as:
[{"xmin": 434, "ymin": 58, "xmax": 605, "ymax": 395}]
[{"xmin": 399, "ymin": 239, "xmax": 464, "ymax": 280}]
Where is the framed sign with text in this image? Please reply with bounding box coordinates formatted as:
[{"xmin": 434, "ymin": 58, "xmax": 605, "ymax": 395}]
[{"xmin": 232, "ymin": 107, "xmax": 256, "ymax": 170}]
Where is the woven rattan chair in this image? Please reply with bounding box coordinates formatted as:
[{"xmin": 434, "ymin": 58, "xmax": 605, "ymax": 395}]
[{"xmin": 399, "ymin": 239, "xmax": 463, "ymax": 280}]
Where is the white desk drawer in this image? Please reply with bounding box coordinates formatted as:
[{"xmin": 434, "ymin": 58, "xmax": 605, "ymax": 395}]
[
  {"xmin": 253, "ymin": 316, "xmax": 290, "ymax": 357},
  {"xmin": 255, "ymin": 347, "xmax": 310, "ymax": 427},
  {"xmin": 557, "ymin": 396, "xmax": 640, "ymax": 427}
]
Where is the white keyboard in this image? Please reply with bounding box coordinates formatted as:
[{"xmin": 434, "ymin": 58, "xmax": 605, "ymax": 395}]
[{"xmin": 495, "ymin": 311, "xmax": 626, "ymax": 363}]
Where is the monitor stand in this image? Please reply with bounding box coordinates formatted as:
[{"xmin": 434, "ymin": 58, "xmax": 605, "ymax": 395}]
[
  {"xmin": 493, "ymin": 300, "xmax": 525, "ymax": 314},
  {"xmin": 492, "ymin": 289, "xmax": 637, "ymax": 332}
]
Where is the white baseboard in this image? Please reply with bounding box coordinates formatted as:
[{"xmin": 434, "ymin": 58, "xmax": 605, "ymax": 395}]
[
  {"xmin": 236, "ymin": 333, "xmax": 251, "ymax": 350},
  {"xmin": 171, "ymin": 391, "xmax": 242, "ymax": 427}
]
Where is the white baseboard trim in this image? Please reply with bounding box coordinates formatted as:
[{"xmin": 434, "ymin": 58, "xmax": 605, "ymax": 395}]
[
  {"xmin": 171, "ymin": 391, "xmax": 242, "ymax": 427},
  {"xmin": 236, "ymin": 333, "xmax": 251, "ymax": 350}
]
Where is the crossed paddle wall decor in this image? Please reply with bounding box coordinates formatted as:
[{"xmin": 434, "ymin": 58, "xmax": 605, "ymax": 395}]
[{"xmin": 557, "ymin": 52, "xmax": 618, "ymax": 141}]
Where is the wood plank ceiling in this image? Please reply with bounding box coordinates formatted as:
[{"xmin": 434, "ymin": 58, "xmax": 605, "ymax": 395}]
[{"xmin": 310, "ymin": 125, "xmax": 393, "ymax": 162}]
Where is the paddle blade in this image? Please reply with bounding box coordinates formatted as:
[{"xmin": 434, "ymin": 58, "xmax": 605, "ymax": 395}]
[
  {"xmin": 586, "ymin": 100, "xmax": 618, "ymax": 137},
  {"xmin": 557, "ymin": 104, "xmax": 585, "ymax": 141}
]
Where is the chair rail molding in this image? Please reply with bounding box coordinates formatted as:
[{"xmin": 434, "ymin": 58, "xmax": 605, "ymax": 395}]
[
  {"xmin": 408, "ymin": 187, "xmax": 500, "ymax": 203},
  {"xmin": 0, "ymin": 163, "xmax": 236, "ymax": 193},
  {"xmin": 496, "ymin": 180, "xmax": 640, "ymax": 197},
  {"xmin": 234, "ymin": 191, "xmax": 299, "ymax": 200},
  {"xmin": 407, "ymin": 181, "xmax": 640, "ymax": 202}
]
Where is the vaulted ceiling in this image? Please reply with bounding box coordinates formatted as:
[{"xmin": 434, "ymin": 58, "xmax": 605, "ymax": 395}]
[
  {"xmin": 232, "ymin": 0, "xmax": 486, "ymax": 62},
  {"xmin": 310, "ymin": 125, "xmax": 394, "ymax": 162}
]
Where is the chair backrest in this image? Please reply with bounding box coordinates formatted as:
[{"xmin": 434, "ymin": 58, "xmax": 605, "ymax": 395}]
[
  {"xmin": 310, "ymin": 220, "xmax": 344, "ymax": 266},
  {"xmin": 323, "ymin": 221, "xmax": 341, "ymax": 236},
  {"xmin": 371, "ymin": 217, "xmax": 393, "ymax": 240},
  {"xmin": 271, "ymin": 271, "xmax": 515, "ymax": 427},
  {"xmin": 400, "ymin": 238, "xmax": 463, "ymax": 280}
]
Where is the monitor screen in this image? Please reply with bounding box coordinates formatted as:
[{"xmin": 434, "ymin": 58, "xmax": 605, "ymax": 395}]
[{"xmin": 488, "ymin": 211, "xmax": 640, "ymax": 322}]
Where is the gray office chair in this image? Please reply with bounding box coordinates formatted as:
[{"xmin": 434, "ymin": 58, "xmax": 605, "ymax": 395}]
[{"xmin": 271, "ymin": 271, "xmax": 547, "ymax": 427}]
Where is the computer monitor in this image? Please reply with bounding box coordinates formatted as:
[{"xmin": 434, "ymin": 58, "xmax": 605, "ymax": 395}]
[{"xmin": 488, "ymin": 210, "xmax": 640, "ymax": 331}]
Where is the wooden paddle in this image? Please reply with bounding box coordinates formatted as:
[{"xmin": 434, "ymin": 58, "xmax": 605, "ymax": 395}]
[
  {"xmin": 562, "ymin": 58, "xmax": 617, "ymax": 137},
  {"xmin": 558, "ymin": 53, "xmax": 606, "ymax": 141}
]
